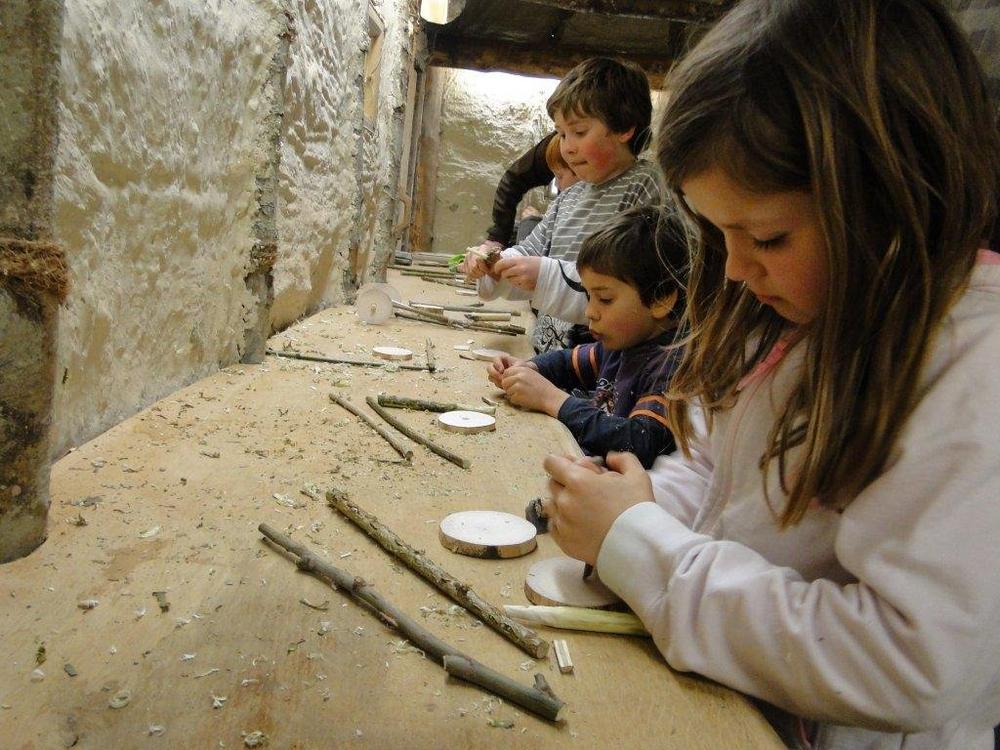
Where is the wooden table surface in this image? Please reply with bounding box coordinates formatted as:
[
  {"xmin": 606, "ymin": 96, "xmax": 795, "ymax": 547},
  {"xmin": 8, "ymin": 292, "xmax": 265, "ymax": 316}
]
[{"xmin": 0, "ymin": 272, "xmax": 783, "ymax": 749}]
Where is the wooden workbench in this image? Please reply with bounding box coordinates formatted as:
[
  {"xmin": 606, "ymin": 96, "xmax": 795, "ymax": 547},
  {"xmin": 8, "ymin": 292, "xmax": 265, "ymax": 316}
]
[{"xmin": 0, "ymin": 272, "xmax": 783, "ymax": 749}]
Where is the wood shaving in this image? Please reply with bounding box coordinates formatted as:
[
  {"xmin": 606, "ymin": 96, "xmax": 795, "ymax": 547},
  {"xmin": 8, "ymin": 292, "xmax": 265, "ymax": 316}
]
[{"xmin": 109, "ymin": 690, "xmax": 131, "ymax": 709}]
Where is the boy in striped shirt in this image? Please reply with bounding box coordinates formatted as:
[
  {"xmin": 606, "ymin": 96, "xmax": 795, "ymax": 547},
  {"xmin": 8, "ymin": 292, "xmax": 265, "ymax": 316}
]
[{"xmin": 462, "ymin": 57, "xmax": 662, "ymax": 353}]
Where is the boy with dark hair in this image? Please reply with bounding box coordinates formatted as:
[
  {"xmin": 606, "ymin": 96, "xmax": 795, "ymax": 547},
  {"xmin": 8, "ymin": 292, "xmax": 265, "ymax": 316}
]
[
  {"xmin": 488, "ymin": 206, "xmax": 687, "ymax": 468},
  {"xmin": 462, "ymin": 57, "xmax": 661, "ymax": 353}
]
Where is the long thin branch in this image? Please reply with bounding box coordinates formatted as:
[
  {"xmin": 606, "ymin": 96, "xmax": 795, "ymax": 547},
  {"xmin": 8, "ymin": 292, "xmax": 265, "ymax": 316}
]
[
  {"xmin": 394, "ymin": 310, "xmax": 518, "ymax": 337},
  {"xmin": 416, "ymin": 276, "xmax": 477, "ymax": 291},
  {"xmin": 394, "ymin": 267, "xmax": 460, "ymax": 278},
  {"xmin": 307, "ymin": 485, "xmax": 548, "ymax": 659},
  {"xmin": 376, "ymin": 394, "xmax": 495, "ymax": 416},
  {"xmin": 393, "ymin": 300, "xmax": 446, "ymax": 320},
  {"xmin": 258, "ymin": 523, "xmax": 563, "ymax": 721},
  {"xmin": 410, "ymin": 301, "xmax": 520, "ymax": 316},
  {"xmin": 328, "ymin": 394, "xmax": 413, "ymax": 462},
  {"xmin": 364, "ymin": 397, "xmax": 470, "ymax": 469},
  {"xmin": 267, "ymin": 349, "xmax": 427, "ymax": 371}
]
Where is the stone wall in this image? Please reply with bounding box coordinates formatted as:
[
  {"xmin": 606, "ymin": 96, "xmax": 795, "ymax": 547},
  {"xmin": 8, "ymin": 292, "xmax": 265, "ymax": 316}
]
[
  {"xmin": 47, "ymin": 0, "xmax": 419, "ymax": 455},
  {"xmin": 430, "ymin": 69, "xmax": 557, "ymax": 253}
]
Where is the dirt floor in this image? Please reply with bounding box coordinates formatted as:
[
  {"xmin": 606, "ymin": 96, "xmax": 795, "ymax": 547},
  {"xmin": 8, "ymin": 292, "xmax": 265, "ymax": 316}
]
[{"xmin": 0, "ymin": 271, "xmax": 781, "ymax": 749}]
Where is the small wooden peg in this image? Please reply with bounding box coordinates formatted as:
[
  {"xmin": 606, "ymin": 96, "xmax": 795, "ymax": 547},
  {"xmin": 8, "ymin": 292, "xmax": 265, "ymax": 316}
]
[
  {"xmin": 553, "ymin": 639, "xmax": 574, "ymax": 674},
  {"xmin": 471, "ymin": 347, "xmax": 508, "ymax": 361}
]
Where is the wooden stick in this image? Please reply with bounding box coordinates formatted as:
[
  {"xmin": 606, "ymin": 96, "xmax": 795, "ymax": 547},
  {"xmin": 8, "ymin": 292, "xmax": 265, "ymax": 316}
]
[
  {"xmin": 441, "ymin": 655, "xmax": 563, "ymax": 716},
  {"xmin": 410, "ymin": 301, "xmax": 522, "ymax": 316},
  {"xmin": 390, "ymin": 259, "xmax": 449, "ymax": 269},
  {"xmin": 393, "ymin": 310, "xmax": 457, "ymax": 330},
  {"xmin": 376, "ymin": 394, "xmax": 495, "ymax": 416},
  {"xmin": 424, "ymin": 337, "xmax": 436, "ymax": 373},
  {"xmin": 392, "ymin": 301, "xmax": 514, "ymax": 338},
  {"xmin": 393, "ymin": 300, "xmax": 446, "ymax": 319},
  {"xmin": 409, "ymin": 251, "xmax": 454, "ymax": 264},
  {"xmin": 477, "ymin": 321, "xmax": 527, "ymax": 335},
  {"xmin": 267, "ymin": 349, "xmax": 427, "ymax": 371},
  {"xmin": 394, "ymin": 310, "xmax": 518, "ymax": 337},
  {"xmin": 364, "ymin": 396, "xmax": 471, "ymax": 469},
  {"xmin": 396, "ymin": 267, "xmax": 460, "ymax": 278},
  {"xmin": 418, "ymin": 276, "xmax": 477, "ymax": 290},
  {"xmin": 258, "ymin": 523, "xmax": 563, "ymax": 721},
  {"xmin": 308, "ymin": 486, "xmax": 549, "ymax": 659},
  {"xmin": 503, "ymin": 605, "xmax": 649, "ymax": 636},
  {"xmin": 408, "ymin": 302, "xmax": 446, "ymax": 313},
  {"xmin": 328, "ymin": 394, "xmax": 413, "ymax": 462},
  {"xmin": 464, "ymin": 312, "xmax": 511, "ymax": 322}
]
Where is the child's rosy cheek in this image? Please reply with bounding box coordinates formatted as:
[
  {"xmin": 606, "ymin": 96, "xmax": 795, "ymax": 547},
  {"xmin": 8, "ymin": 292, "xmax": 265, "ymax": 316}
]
[{"xmin": 582, "ymin": 145, "xmax": 612, "ymax": 170}]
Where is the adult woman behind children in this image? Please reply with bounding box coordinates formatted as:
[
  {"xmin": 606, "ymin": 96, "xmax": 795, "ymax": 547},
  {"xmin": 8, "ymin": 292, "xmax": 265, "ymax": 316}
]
[{"xmin": 541, "ymin": 1, "xmax": 1000, "ymax": 748}]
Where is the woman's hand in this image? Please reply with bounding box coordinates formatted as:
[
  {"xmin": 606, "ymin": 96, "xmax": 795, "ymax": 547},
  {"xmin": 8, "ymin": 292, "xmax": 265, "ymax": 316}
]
[
  {"xmin": 542, "ymin": 452, "xmax": 654, "ymax": 565},
  {"xmin": 501, "ymin": 366, "xmax": 567, "ymax": 416},
  {"xmin": 486, "ymin": 354, "xmax": 531, "ymax": 388},
  {"xmin": 494, "ymin": 256, "xmax": 542, "ymax": 290}
]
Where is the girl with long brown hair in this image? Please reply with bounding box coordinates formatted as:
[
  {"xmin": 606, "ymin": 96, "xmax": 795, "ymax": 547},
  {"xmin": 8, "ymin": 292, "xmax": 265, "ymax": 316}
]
[{"xmin": 541, "ymin": 1, "xmax": 1000, "ymax": 747}]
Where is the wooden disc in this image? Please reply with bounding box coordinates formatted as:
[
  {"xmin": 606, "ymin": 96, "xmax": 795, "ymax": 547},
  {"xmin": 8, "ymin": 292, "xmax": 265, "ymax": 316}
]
[
  {"xmin": 524, "ymin": 557, "xmax": 622, "ymax": 609},
  {"xmin": 439, "ymin": 511, "xmax": 537, "ymax": 559},
  {"xmin": 471, "ymin": 347, "xmax": 508, "ymax": 361},
  {"xmin": 372, "ymin": 346, "xmax": 413, "ymax": 361},
  {"xmin": 437, "ymin": 410, "xmax": 496, "ymax": 434},
  {"xmin": 356, "ymin": 287, "xmax": 394, "ymax": 324}
]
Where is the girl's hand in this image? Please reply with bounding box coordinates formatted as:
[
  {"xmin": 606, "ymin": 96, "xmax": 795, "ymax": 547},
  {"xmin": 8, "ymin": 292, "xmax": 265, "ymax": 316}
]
[
  {"xmin": 494, "ymin": 256, "xmax": 542, "ymax": 290},
  {"xmin": 486, "ymin": 355, "xmax": 529, "ymax": 388},
  {"xmin": 501, "ymin": 365, "xmax": 567, "ymax": 416},
  {"xmin": 542, "ymin": 452, "xmax": 654, "ymax": 565}
]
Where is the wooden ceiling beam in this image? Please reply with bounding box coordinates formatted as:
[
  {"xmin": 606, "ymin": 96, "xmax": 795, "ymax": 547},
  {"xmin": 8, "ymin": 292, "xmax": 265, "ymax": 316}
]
[
  {"xmin": 518, "ymin": 0, "xmax": 727, "ymax": 23},
  {"xmin": 428, "ymin": 36, "xmax": 670, "ymax": 87}
]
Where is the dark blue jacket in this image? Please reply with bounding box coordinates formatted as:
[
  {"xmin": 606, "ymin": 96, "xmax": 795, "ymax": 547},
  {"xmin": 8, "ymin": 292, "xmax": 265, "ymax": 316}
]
[{"xmin": 530, "ymin": 330, "xmax": 679, "ymax": 468}]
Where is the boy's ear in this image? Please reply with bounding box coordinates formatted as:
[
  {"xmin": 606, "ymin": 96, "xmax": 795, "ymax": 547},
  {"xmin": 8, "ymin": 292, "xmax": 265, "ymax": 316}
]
[
  {"xmin": 615, "ymin": 126, "xmax": 636, "ymax": 145},
  {"xmin": 649, "ymin": 290, "xmax": 678, "ymax": 321}
]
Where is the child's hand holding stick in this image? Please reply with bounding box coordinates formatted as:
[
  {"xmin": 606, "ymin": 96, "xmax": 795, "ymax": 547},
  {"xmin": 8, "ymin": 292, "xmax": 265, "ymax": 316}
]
[
  {"xmin": 455, "ymin": 242, "xmax": 502, "ymax": 280},
  {"xmin": 501, "ymin": 365, "xmax": 569, "ymax": 417},
  {"xmin": 541, "ymin": 451, "xmax": 654, "ymax": 566},
  {"xmin": 486, "ymin": 354, "xmax": 530, "ymax": 388}
]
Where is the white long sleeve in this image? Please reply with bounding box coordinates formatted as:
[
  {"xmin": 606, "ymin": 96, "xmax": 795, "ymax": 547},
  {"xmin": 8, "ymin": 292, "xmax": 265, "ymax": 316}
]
[{"xmin": 596, "ymin": 263, "xmax": 1000, "ymax": 749}]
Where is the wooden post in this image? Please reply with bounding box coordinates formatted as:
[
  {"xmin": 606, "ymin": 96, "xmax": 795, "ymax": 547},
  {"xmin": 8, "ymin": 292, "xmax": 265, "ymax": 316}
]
[
  {"xmin": 410, "ymin": 67, "xmax": 445, "ymax": 252},
  {"xmin": 0, "ymin": 0, "xmax": 67, "ymax": 562},
  {"xmin": 241, "ymin": 5, "xmax": 294, "ymax": 364}
]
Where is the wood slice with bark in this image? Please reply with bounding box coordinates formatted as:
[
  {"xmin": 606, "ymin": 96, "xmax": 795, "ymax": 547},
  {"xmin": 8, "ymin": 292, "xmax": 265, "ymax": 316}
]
[
  {"xmin": 439, "ymin": 511, "xmax": 537, "ymax": 559},
  {"xmin": 524, "ymin": 557, "xmax": 622, "ymax": 610}
]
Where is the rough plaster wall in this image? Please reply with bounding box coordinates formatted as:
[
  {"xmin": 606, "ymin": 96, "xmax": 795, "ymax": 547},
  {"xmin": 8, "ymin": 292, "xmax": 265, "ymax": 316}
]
[
  {"xmin": 431, "ymin": 70, "xmax": 557, "ymax": 253},
  {"xmin": 363, "ymin": 0, "xmax": 417, "ymax": 282},
  {"xmin": 273, "ymin": 0, "xmax": 417, "ymax": 327},
  {"xmin": 272, "ymin": 0, "xmax": 364, "ymax": 328},
  {"xmin": 51, "ymin": 0, "xmax": 287, "ymax": 456}
]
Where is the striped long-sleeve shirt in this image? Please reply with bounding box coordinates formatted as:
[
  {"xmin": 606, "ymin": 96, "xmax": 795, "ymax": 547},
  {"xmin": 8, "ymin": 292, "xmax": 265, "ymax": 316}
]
[
  {"xmin": 479, "ymin": 159, "xmax": 662, "ymax": 352},
  {"xmin": 530, "ymin": 329, "xmax": 680, "ymax": 468}
]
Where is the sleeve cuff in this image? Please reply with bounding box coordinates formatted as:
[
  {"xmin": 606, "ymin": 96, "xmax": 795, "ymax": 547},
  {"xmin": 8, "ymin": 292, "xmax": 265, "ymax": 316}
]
[{"xmin": 596, "ymin": 502, "xmax": 709, "ymax": 608}]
